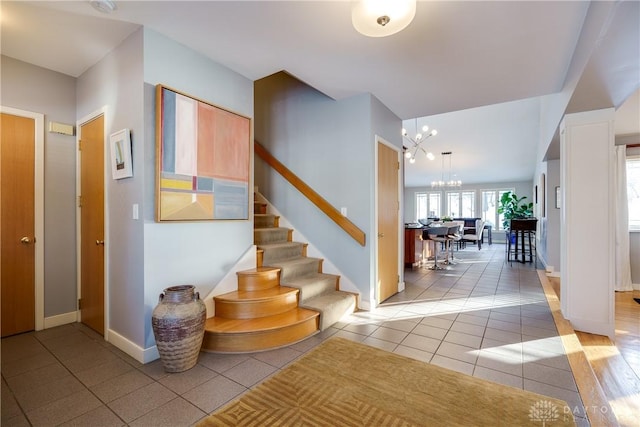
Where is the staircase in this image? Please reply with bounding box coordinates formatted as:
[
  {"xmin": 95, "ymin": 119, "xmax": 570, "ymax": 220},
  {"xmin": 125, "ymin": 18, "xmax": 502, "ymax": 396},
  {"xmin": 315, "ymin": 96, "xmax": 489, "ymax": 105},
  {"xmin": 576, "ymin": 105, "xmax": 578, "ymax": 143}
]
[{"xmin": 202, "ymin": 199, "xmax": 357, "ymax": 353}]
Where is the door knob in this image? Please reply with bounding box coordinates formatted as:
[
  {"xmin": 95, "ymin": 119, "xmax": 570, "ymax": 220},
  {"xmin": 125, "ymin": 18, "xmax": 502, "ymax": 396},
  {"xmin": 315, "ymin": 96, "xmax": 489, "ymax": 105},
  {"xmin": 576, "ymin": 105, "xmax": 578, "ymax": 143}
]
[
  {"xmin": 96, "ymin": 240, "xmax": 105, "ymax": 246},
  {"xmin": 20, "ymin": 236, "xmax": 32, "ymax": 244},
  {"xmin": 378, "ymin": 233, "xmax": 384, "ymax": 238}
]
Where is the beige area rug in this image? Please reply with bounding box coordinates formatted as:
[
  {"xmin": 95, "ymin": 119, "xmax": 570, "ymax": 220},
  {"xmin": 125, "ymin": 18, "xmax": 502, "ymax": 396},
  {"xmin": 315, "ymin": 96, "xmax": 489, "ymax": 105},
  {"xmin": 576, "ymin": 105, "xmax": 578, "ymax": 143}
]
[{"xmin": 199, "ymin": 337, "xmax": 575, "ymax": 426}]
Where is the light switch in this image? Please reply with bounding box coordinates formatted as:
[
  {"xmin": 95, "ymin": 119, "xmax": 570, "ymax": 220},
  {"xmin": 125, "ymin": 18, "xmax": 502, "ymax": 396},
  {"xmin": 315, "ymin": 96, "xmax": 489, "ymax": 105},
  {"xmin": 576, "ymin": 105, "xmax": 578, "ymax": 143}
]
[{"xmin": 132, "ymin": 203, "xmax": 139, "ymax": 220}]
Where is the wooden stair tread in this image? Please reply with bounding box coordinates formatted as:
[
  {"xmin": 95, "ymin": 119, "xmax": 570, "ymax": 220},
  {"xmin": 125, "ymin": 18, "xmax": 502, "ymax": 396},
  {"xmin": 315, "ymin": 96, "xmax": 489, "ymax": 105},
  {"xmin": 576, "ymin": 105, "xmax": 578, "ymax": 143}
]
[
  {"xmin": 204, "ymin": 196, "xmax": 355, "ymax": 352},
  {"xmin": 205, "ymin": 308, "xmax": 319, "ymax": 333},
  {"xmin": 237, "ymin": 266, "xmax": 281, "ymax": 276},
  {"xmin": 237, "ymin": 266, "xmax": 281, "ymax": 292},
  {"xmin": 216, "ymin": 286, "xmax": 298, "ymax": 302}
]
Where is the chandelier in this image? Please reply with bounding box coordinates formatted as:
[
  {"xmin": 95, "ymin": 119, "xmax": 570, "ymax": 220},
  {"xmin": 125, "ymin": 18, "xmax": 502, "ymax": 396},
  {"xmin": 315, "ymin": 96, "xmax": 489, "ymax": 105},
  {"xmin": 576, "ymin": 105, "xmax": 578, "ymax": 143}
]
[
  {"xmin": 351, "ymin": 0, "xmax": 417, "ymax": 37},
  {"xmin": 432, "ymin": 151, "xmax": 462, "ymax": 188},
  {"xmin": 403, "ymin": 119, "xmax": 437, "ymax": 164}
]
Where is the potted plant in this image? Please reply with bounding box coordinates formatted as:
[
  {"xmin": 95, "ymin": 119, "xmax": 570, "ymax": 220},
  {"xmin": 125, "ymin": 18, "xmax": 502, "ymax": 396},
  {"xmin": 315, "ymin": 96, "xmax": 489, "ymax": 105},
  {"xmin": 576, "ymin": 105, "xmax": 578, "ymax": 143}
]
[{"xmin": 498, "ymin": 191, "xmax": 533, "ymax": 230}]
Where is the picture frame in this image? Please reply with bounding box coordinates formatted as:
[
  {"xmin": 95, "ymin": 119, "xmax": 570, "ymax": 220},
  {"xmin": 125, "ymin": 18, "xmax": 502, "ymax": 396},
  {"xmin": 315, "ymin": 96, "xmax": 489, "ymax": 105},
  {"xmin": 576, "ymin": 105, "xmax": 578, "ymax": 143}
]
[
  {"xmin": 155, "ymin": 84, "xmax": 251, "ymax": 222},
  {"xmin": 555, "ymin": 186, "xmax": 561, "ymax": 209},
  {"xmin": 110, "ymin": 128, "xmax": 133, "ymax": 180},
  {"xmin": 539, "ymin": 173, "xmax": 546, "ymax": 217}
]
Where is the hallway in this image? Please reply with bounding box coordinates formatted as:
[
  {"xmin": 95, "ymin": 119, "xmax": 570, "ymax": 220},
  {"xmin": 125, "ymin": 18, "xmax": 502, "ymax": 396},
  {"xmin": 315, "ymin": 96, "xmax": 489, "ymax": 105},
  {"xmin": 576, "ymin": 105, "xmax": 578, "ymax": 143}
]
[{"xmin": 3, "ymin": 243, "xmax": 594, "ymax": 426}]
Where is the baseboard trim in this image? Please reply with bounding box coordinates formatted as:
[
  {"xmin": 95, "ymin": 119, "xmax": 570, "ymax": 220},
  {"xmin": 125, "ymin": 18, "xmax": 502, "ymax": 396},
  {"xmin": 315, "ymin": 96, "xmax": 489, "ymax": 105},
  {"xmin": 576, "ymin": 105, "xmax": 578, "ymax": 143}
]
[
  {"xmin": 107, "ymin": 329, "xmax": 159, "ymax": 364},
  {"xmin": 44, "ymin": 311, "xmax": 78, "ymax": 329},
  {"xmin": 567, "ymin": 317, "xmax": 615, "ymax": 340},
  {"xmin": 537, "ymin": 271, "xmax": 618, "ymax": 426},
  {"xmin": 398, "ymin": 281, "xmax": 406, "ymax": 293}
]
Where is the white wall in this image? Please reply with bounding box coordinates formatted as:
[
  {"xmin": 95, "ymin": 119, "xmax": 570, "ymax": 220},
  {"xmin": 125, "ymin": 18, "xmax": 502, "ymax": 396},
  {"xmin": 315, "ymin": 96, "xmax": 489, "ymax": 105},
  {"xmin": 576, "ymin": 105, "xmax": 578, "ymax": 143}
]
[
  {"xmin": 541, "ymin": 141, "xmax": 640, "ymax": 283},
  {"xmin": 560, "ymin": 108, "xmax": 615, "ymax": 338},
  {"xmin": 537, "ymin": 2, "xmax": 614, "ymax": 162},
  {"xmin": 534, "ymin": 2, "xmax": 623, "ymax": 279}
]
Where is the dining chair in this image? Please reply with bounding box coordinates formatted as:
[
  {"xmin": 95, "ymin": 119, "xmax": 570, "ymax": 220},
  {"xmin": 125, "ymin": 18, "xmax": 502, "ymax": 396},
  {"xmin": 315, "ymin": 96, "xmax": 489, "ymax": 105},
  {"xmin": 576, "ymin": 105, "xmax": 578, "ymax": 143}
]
[{"xmin": 462, "ymin": 219, "xmax": 485, "ymax": 250}]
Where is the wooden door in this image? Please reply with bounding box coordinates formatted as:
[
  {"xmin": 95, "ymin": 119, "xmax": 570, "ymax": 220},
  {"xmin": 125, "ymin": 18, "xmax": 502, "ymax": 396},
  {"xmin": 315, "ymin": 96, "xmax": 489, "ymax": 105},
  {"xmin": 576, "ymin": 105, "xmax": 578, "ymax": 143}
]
[
  {"xmin": 80, "ymin": 115, "xmax": 105, "ymax": 335},
  {"xmin": 1, "ymin": 113, "xmax": 36, "ymax": 337},
  {"xmin": 377, "ymin": 142, "xmax": 399, "ymax": 303}
]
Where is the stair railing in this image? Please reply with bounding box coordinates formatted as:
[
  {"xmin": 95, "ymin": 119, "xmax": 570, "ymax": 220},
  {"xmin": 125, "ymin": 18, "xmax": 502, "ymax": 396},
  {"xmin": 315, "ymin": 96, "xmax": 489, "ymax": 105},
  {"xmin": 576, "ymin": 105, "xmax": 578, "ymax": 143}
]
[{"xmin": 255, "ymin": 141, "xmax": 366, "ymax": 247}]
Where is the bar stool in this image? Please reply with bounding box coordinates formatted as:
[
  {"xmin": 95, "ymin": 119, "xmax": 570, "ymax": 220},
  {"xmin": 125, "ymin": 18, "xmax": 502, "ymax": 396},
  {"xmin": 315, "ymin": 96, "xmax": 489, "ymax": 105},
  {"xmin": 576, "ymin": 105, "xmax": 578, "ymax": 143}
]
[
  {"xmin": 424, "ymin": 226, "xmax": 449, "ymax": 270},
  {"xmin": 507, "ymin": 218, "xmax": 538, "ymax": 267},
  {"xmin": 443, "ymin": 222, "xmax": 463, "ymax": 263}
]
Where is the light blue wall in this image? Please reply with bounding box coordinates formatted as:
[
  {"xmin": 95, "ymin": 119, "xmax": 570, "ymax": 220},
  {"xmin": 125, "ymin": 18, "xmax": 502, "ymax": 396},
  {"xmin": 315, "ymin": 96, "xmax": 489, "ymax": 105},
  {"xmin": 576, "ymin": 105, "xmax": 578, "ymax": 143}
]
[
  {"xmin": 370, "ymin": 95, "xmax": 404, "ymax": 158},
  {"xmin": 142, "ymin": 28, "xmax": 254, "ymax": 347},
  {"xmin": 254, "ymin": 72, "xmax": 370, "ymax": 295},
  {"xmin": 544, "ymin": 159, "xmax": 561, "ymax": 271},
  {"xmin": 254, "ymin": 72, "xmax": 402, "ymax": 303},
  {"xmin": 1, "ymin": 56, "xmax": 77, "ymax": 317},
  {"xmin": 76, "ymin": 28, "xmax": 146, "ymax": 345},
  {"xmin": 75, "ymin": 27, "xmax": 255, "ymax": 350}
]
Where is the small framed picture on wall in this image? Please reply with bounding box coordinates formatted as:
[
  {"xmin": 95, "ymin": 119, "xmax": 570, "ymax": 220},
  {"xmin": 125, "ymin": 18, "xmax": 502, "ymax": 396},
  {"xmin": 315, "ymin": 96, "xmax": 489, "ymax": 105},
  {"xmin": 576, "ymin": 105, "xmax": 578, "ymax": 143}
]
[
  {"xmin": 110, "ymin": 128, "xmax": 133, "ymax": 180},
  {"xmin": 539, "ymin": 173, "xmax": 546, "ymax": 217}
]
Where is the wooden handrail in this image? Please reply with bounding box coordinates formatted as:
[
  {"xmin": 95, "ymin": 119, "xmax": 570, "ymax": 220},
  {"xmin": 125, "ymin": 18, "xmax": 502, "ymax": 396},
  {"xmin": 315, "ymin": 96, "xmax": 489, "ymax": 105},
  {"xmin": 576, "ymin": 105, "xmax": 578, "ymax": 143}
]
[{"xmin": 254, "ymin": 141, "xmax": 366, "ymax": 247}]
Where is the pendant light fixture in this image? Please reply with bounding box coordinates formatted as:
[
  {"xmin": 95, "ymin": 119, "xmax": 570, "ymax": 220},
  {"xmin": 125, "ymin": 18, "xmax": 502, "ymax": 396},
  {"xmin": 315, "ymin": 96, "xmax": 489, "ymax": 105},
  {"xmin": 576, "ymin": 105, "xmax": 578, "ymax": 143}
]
[
  {"xmin": 432, "ymin": 151, "xmax": 462, "ymax": 188},
  {"xmin": 403, "ymin": 118, "xmax": 437, "ymax": 164},
  {"xmin": 352, "ymin": 0, "xmax": 417, "ymax": 37}
]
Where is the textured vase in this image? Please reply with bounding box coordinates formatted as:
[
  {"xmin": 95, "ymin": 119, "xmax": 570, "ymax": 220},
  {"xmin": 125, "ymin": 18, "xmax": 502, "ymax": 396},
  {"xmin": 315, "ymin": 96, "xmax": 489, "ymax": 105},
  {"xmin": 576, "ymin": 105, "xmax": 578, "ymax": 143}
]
[{"xmin": 152, "ymin": 285, "xmax": 206, "ymax": 373}]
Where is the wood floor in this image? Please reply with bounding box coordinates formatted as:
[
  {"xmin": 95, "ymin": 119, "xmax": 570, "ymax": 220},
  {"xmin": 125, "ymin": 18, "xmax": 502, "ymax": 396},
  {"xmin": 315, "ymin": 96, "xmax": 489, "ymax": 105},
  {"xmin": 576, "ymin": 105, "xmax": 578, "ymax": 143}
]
[{"xmin": 548, "ymin": 276, "xmax": 640, "ymax": 427}]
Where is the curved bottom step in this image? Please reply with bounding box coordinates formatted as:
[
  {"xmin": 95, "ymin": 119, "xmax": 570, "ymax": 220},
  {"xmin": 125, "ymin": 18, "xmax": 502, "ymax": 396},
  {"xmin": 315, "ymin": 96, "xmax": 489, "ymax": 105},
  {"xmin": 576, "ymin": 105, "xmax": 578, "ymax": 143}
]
[
  {"xmin": 202, "ymin": 308, "xmax": 319, "ymax": 353},
  {"xmin": 302, "ymin": 291, "xmax": 356, "ymax": 331}
]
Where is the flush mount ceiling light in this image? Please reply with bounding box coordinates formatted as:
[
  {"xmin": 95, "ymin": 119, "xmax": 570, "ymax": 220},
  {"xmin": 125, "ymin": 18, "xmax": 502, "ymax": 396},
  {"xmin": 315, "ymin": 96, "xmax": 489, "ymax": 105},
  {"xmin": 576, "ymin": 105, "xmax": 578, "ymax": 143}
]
[
  {"xmin": 352, "ymin": 0, "xmax": 417, "ymax": 37},
  {"xmin": 90, "ymin": 0, "xmax": 117, "ymax": 14},
  {"xmin": 403, "ymin": 118, "xmax": 437, "ymax": 164}
]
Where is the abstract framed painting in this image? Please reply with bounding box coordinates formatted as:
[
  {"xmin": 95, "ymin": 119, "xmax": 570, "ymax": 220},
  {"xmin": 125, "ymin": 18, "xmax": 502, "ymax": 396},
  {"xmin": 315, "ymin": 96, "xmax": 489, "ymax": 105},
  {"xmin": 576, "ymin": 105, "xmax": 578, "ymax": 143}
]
[{"xmin": 155, "ymin": 85, "xmax": 251, "ymax": 221}]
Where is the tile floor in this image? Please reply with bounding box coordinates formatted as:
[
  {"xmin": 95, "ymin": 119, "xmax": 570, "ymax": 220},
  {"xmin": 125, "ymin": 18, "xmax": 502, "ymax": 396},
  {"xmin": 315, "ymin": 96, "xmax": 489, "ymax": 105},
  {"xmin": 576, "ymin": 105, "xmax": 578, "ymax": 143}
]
[{"xmin": 2, "ymin": 243, "xmax": 589, "ymax": 426}]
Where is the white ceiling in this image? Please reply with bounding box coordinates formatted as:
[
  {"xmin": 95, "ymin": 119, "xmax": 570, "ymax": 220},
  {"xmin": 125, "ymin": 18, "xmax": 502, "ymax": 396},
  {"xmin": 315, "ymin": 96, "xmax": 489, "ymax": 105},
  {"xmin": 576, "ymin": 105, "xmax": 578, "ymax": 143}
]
[
  {"xmin": 403, "ymin": 97, "xmax": 541, "ymax": 186},
  {"xmin": 2, "ymin": 1, "xmax": 639, "ymax": 187}
]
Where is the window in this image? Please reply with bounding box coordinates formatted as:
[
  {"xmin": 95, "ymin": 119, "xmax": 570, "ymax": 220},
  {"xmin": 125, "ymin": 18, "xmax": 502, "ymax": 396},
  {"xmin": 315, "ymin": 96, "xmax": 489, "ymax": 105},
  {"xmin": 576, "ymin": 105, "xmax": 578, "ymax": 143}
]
[
  {"xmin": 446, "ymin": 190, "xmax": 475, "ymax": 218},
  {"xmin": 416, "ymin": 192, "xmax": 441, "ymax": 220},
  {"xmin": 447, "ymin": 192, "xmax": 459, "ymax": 218},
  {"xmin": 628, "ymin": 156, "xmax": 640, "ymax": 231},
  {"xmin": 482, "ymin": 189, "xmax": 513, "ymax": 231},
  {"xmin": 461, "ymin": 191, "xmax": 475, "ymax": 217}
]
